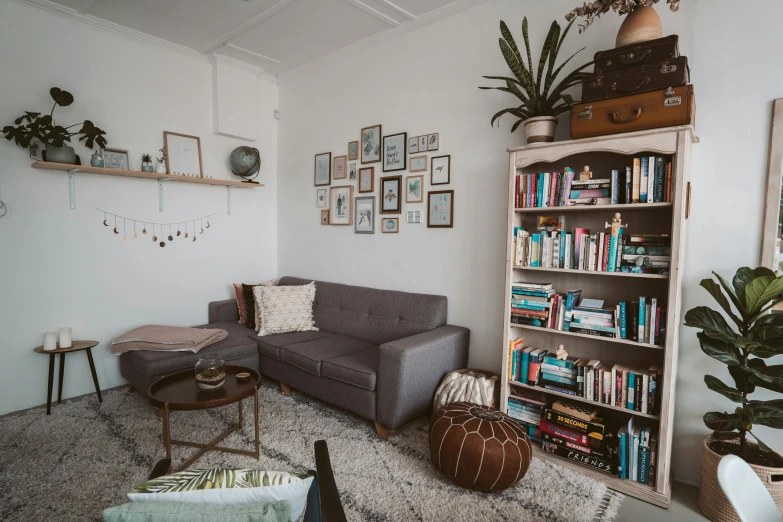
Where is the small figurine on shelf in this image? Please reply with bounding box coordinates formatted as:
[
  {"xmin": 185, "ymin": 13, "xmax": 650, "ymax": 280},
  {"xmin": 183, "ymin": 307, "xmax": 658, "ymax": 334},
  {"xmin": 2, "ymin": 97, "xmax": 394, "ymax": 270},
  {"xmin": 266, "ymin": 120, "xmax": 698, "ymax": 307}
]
[
  {"xmin": 155, "ymin": 147, "xmax": 167, "ymax": 174},
  {"xmin": 605, "ymin": 212, "xmax": 628, "ymax": 272},
  {"xmin": 555, "ymin": 344, "xmax": 568, "ymax": 360},
  {"xmin": 140, "ymin": 153, "xmax": 154, "ymax": 172},
  {"xmin": 579, "ymin": 165, "xmax": 592, "ymax": 182}
]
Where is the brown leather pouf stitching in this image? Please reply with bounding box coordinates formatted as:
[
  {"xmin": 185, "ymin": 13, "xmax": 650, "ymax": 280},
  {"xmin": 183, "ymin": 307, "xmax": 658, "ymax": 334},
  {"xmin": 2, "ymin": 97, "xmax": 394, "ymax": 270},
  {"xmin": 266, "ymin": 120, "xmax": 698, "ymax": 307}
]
[{"xmin": 429, "ymin": 401, "xmax": 533, "ymax": 492}]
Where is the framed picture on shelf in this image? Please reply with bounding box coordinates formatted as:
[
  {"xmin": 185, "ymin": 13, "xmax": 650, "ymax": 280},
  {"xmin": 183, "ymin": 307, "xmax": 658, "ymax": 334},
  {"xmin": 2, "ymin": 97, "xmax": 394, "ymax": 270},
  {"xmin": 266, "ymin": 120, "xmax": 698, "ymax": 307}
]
[
  {"xmin": 428, "ymin": 190, "xmax": 453, "ymax": 228},
  {"xmin": 406, "ymin": 210, "xmax": 422, "ymax": 223},
  {"xmin": 29, "ymin": 139, "xmax": 44, "ymax": 161},
  {"xmin": 382, "ymin": 132, "xmax": 407, "ymax": 172},
  {"xmin": 381, "ymin": 217, "xmax": 399, "ymax": 233},
  {"xmin": 103, "ymin": 148, "xmax": 130, "ymax": 170},
  {"xmin": 418, "ymin": 136, "xmax": 427, "ymax": 152},
  {"xmin": 348, "ymin": 140, "xmax": 359, "ymax": 161},
  {"xmin": 316, "ymin": 188, "xmax": 328, "ymax": 208},
  {"xmin": 359, "ymin": 166, "xmax": 374, "ymax": 193},
  {"xmin": 314, "ymin": 152, "xmax": 331, "ymax": 186},
  {"xmin": 329, "ymin": 185, "xmax": 353, "ymax": 225},
  {"xmin": 320, "ymin": 210, "xmax": 329, "ymax": 225},
  {"xmin": 349, "ymin": 162, "xmax": 357, "ymax": 180},
  {"xmin": 334, "ymin": 155, "xmax": 347, "ymax": 180},
  {"xmin": 410, "ymin": 155, "xmax": 427, "ymax": 173},
  {"xmin": 164, "ymin": 131, "xmax": 202, "ymax": 177},
  {"xmin": 431, "ymin": 155, "xmax": 451, "ymax": 185},
  {"xmin": 409, "ymin": 136, "xmax": 419, "ymax": 154},
  {"xmin": 361, "ymin": 124, "xmax": 381, "ymax": 164},
  {"xmin": 406, "ymin": 175, "xmax": 424, "ymax": 203},
  {"xmin": 354, "ymin": 196, "xmax": 375, "ymax": 234},
  {"xmin": 380, "ymin": 175, "xmax": 402, "ymax": 214},
  {"xmin": 427, "ymin": 133, "xmax": 439, "ymax": 151}
]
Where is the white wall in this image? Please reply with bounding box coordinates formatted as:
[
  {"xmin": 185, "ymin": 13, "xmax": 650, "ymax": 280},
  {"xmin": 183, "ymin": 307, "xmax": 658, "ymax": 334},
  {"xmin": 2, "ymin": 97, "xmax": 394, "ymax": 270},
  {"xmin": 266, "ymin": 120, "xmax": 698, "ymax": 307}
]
[
  {"xmin": 0, "ymin": 1, "xmax": 278, "ymax": 415},
  {"xmin": 277, "ymin": 0, "xmax": 783, "ymax": 484}
]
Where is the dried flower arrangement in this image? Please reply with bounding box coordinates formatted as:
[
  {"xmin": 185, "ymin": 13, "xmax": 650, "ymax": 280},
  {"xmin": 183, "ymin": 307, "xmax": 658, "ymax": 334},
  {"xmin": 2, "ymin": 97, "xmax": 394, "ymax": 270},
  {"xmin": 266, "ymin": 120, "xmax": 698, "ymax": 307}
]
[{"xmin": 566, "ymin": 0, "xmax": 680, "ymax": 33}]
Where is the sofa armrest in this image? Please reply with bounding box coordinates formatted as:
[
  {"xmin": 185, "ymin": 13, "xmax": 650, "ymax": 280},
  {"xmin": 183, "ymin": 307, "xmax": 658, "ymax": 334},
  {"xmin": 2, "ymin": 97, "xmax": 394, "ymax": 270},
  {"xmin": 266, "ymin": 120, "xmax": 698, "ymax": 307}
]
[
  {"xmin": 376, "ymin": 325, "xmax": 469, "ymax": 429},
  {"xmin": 208, "ymin": 299, "xmax": 239, "ymax": 323}
]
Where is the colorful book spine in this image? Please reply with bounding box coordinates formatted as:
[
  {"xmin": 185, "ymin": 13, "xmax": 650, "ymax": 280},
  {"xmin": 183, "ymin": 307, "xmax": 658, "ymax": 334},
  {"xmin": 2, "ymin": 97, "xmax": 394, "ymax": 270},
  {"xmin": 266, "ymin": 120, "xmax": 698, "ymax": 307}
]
[
  {"xmin": 665, "ymin": 161, "xmax": 672, "ymax": 202},
  {"xmin": 541, "ymin": 442, "xmax": 616, "ymax": 475},
  {"xmin": 646, "ymin": 156, "xmax": 655, "ymax": 203},
  {"xmin": 611, "ymin": 170, "xmax": 619, "ymax": 204},
  {"xmin": 539, "ymin": 421, "xmax": 591, "ymax": 446},
  {"xmin": 625, "ymin": 166, "xmax": 632, "ymax": 204},
  {"xmin": 627, "ymin": 372, "xmax": 636, "ymax": 411},
  {"xmin": 654, "ymin": 157, "xmax": 665, "ymax": 203},
  {"xmin": 619, "ymin": 429, "xmax": 628, "ymax": 479},
  {"xmin": 639, "ymin": 157, "xmax": 648, "ymax": 203},
  {"xmin": 637, "ymin": 297, "xmax": 646, "ymax": 343},
  {"xmin": 619, "ymin": 302, "xmax": 627, "ymax": 339}
]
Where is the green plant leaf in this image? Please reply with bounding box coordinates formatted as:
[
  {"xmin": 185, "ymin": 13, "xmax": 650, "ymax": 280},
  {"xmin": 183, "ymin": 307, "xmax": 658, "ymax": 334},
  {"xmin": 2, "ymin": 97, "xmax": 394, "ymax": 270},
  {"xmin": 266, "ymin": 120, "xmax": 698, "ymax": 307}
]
[
  {"xmin": 511, "ymin": 119, "xmax": 525, "ymax": 133},
  {"xmin": 545, "ymin": 61, "xmax": 594, "ymax": 106},
  {"xmin": 544, "ymin": 47, "xmax": 587, "ymax": 98},
  {"xmin": 745, "ymin": 276, "xmax": 783, "ymax": 317},
  {"xmin": 684, "ymin": 307, "xmax": 739, "ymax": 344},
  {"xmin": 747, "ymin": 400, "xmax": 783, "ymax": 429},
  {"xmin": 700, "ymin": 278, "xmax": 743, "ymax": 328},
  {"xmin": 748, "ymin": 431, "xmax": 773, "ymax": 452},
  {"xmin": 49, "ymin": 87, "xmax": 74, "ymax": 107},
  {"xmin": 500, "ymin": 21, "xmax": 523, "ymax": 70},
  {"xmin": 704, "ymin": 375, "xmax": 744, "ymax": 403},
  {"xmin": 498, "ymin": 38, "xmax": 536, "ymax": 99},
  {"xmin": 536, "ymin": 21, "xmax": 559, "ymax": 91},
  {"xmin": 704, "ymin": 411, "xmax": 743, "ymax": 431},
  {"xmin": 696, "ymin": 332, "xmax": 741, "ymax": 366},
  {"xmin": 489, "ymin": 107, "xmax": 529, "ymax": 127},
  {"xmin": 711, "ymin": 430, "xmax": 739, "ymax": 441},
  {"xmin": 733, "ymin": 267, "xmax": 756, "ymax": 304},
  {"xmin": 521, "ymin": 17, "xmax": 533, "ymax": 74},
  {"xmin": 713, "ymin": 271, "xmax": 748, "ymax": 319},
  {"xmin": 744, "ymin": 362, "xmax": 783, "ymax": 388}
]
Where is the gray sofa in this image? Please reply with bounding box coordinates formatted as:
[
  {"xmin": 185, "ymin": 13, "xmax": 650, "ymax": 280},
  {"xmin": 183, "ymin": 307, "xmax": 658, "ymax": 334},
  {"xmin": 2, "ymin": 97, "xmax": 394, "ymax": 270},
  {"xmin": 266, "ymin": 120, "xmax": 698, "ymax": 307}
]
[{"xmin": 120, "ymin": 277, "xmax": 470, "ymax": 436}]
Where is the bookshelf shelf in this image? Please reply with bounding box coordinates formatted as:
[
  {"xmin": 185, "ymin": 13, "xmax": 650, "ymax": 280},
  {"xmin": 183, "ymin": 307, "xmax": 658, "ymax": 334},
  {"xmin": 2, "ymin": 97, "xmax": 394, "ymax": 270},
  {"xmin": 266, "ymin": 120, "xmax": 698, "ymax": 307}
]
[
  {"xmin": 501, "ymin": 126, "xmax": 696, "ymax": 508},
  {"xmin": 513, "ymin": 265, "xmax": 669, "ymax": 279},
  {"xmin": 509, "ymin": 380, "xmax": 660, "ymax": 420},
  {"xmin": 509, "ymin": 323, "xmax": 665, "ymax": 350}
]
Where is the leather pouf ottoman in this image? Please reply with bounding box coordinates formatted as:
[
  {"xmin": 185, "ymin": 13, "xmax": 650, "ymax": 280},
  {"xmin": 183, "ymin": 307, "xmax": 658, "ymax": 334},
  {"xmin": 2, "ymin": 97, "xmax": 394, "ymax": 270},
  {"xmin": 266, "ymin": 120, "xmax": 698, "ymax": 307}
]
[{"xmin": 429, "ymin": 402, "xmax": 532, "ymax": 492}]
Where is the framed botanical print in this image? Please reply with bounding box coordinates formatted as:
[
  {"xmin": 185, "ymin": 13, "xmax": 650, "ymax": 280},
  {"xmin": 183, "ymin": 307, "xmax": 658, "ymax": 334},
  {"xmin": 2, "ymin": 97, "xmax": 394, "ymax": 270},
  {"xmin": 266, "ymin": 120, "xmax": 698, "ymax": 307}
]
[
  {"xmin": 382, "ymin": 217, "xmax": 399, "ymax": 233},
  {"xmin": 334, "ymin": 155, "xmax": 347, "ymax": 180},
  {"xmin": 316, "ymin": 188, "xmax": 328, "ymax": 208},
  {"xmin": 406, "ymin": 175, "xmax": 424, "ymax": 203},
  {"xmin": 410, "ymin": 155, "xmax": 427, "ymax": 172},
  {"xmin": 320, "ymin": 210, "xmax": 330, "ymax": 225},
  {"xmin": 354, "ymin": 196, "xmax": 375, "ymax": 234},
  {"xmin": 164, "ymin": 131, "xmax": 203, "ymax": 177},
  {"xmin": 361, "ymin": 124, "xmax": 381, "ymax": 164},
  {"xmin": 314, "ymin": 152, "xmax": 331, "ymax": 186},
  {"xmin": 418, "ymin": 136, "xmax": 427, "ymax": 152},
  {"xmin": 431, "ymin": 155, "xmax": 451, "ymax": 185},
  {"xmin": 380, "ymin": 175, "xmax": 402, "ymax": 214},
  {"xmin": 427, "ymin": 133, "xmax": 440, "ymax": 151},
  {"xmin": 428, "ymin": 190, "xmax": 453, "ymax": 228},
  {"xmin": 359, "ymin": 166, "xmax": 374, "ymax": 193},
  {"xmin": 330, "ymin": 185, "xmax": 353, "ymax": 225},
  {"xmin": 382, "ymin": 132, "xmax": 407, "ymax": 172},
  {"xmin": 348, "ymin": 140, "xmax": 359, "ymax": 161},
  {"xmin": 349, "ymin": 162, "xmax": 357, "ymax": 180},
  {"xmin": 409, "ymin": 137, "xmax": 418, "ymax": 155}
]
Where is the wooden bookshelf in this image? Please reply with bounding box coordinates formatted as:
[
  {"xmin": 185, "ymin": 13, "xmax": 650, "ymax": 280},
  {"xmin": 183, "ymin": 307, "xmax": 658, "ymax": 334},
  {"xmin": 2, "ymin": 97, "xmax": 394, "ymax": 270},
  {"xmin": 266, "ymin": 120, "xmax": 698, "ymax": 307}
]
[{"xmin": 501, "ymin": 126, "xmax": 696, "ymax": 508}]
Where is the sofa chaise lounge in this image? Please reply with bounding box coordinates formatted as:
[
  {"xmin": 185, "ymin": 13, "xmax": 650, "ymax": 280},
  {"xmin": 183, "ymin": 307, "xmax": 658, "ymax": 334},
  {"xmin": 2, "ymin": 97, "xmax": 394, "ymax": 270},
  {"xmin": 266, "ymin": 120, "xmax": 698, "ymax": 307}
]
[{"xmin": 120, "ymin": 277, "xmax": 470, "ymax": 437}]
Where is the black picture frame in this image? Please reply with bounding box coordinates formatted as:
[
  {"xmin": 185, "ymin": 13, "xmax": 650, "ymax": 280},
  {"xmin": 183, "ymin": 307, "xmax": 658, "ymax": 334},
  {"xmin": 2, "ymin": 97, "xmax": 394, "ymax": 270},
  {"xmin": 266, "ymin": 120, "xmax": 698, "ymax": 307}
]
[
  {"xmin": 382, "ymin": 132, "xmax": 407, "ymax": 172},
  {"xmin": 379, "ymin": 175, "xmax": 402, "ymax": 214}
]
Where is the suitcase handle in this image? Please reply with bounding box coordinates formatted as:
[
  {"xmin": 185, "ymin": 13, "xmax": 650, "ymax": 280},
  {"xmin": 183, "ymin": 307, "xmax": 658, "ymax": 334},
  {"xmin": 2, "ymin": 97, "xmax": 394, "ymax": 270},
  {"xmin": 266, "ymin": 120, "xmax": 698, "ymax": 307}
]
[
  {"xmin": 618, "ymin": 49, "xmax": 650, "ymax": 65},
  {"xmin": 613, "ymin": 76, "xmax": 650, "ymax": 93},
  {"xmin": 609, "ymin": 107, "xmax": 643, "ymax": 124}
]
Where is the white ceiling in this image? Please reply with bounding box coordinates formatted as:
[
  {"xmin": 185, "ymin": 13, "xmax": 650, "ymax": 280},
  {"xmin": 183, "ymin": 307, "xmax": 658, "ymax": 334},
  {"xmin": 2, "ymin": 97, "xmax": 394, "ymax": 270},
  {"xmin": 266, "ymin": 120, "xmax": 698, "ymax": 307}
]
[{"xmin": 45, "ymin": 0, "xmax": 466, "ymax": 77}]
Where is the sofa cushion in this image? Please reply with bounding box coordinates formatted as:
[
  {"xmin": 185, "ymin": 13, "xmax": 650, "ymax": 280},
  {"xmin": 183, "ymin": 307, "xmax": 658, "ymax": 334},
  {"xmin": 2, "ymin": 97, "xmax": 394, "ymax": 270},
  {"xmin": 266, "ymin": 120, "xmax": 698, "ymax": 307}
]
[
  {"xmin": 125, "ymin": 322, "xmax": 258, "ymax": 377},
  {"xmin": 279, "ymin": 335, "xmax": 372, "ymax": 376},
  {"xmin": 277, "ymin": 276, "xmax": 447, "ymax": 345},
  {"xmin": 257, "ymin": 331, "xmax": 332, "ymax": 361},
  {"xmin": 321, "ymin": 346, "xmax": 379, "ymax": 391}
]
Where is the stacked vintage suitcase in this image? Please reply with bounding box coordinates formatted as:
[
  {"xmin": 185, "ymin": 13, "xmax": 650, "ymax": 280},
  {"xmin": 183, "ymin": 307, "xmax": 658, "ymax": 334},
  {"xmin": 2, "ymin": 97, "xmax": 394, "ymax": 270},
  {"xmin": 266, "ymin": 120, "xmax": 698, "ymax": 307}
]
[{"xmin": 570, "ymin": 35, "xmax": 694, "ymax": 139}]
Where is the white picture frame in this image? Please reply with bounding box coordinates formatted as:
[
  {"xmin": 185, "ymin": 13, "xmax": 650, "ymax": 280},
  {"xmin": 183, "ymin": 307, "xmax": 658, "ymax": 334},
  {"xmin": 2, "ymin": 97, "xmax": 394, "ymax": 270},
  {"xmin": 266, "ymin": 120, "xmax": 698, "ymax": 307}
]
[
  {"xmin": 406, "ymin": 210, "xmax": 422, "ymax": 223},
  {"xmin": 317, "ymin": 188, "xmax": 328, "ymax": 208},
  {"xmin": 102, "ymin": 148, "xmax": 130, "ymax": 170},
  {"xmin": 329, "ymin": 185, "xmax": 353, "ymax": 225},
  {"xmin": 164, "ymin": 131, "xmax": 202, "ymax": 177}
]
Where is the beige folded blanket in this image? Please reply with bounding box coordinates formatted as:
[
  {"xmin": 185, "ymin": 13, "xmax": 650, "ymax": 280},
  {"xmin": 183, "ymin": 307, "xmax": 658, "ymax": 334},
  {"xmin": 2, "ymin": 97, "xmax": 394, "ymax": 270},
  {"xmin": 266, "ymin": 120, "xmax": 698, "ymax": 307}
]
[{"xmin": 111, "ymin": 325, "xmax": 227, "ymax": 354}]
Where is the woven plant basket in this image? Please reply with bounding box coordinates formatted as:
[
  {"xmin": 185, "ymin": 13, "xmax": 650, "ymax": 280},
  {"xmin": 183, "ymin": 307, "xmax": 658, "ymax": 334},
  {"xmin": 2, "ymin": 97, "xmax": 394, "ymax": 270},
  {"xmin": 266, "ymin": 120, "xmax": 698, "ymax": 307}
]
[{"xmin": 698, "ymin": 436, "xmax": 783, "ymax": 522}]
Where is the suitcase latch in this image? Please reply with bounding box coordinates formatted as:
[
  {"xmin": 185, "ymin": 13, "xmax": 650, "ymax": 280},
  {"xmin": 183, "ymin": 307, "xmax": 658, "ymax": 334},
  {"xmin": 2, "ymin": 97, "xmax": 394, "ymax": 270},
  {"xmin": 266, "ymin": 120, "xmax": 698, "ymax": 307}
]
[
  {"xmin": 660, "ymin": 61, "xmax": 677, "ymax": 74},
  {"xmin": 578, "ymin": 106, "xmax": 593, "ymax": 120},
  {"xmin": 664, "ymin": 87, "xmax": 681, "ymax": 107}
]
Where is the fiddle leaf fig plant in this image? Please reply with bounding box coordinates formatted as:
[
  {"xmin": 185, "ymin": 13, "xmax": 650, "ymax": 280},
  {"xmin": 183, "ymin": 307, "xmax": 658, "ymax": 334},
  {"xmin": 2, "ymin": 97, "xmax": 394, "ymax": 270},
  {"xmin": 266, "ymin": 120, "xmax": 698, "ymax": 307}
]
[
  {"xmin": 684, "ymin": 267, "xmax": 783, "ymax": 461},
  {"xmin": 479, "ymin": 17, "xmax": 593, "ymax": 132},
  {"xmin": 2, "ymin": 87, "xmax": 108, "ymax": 150}
]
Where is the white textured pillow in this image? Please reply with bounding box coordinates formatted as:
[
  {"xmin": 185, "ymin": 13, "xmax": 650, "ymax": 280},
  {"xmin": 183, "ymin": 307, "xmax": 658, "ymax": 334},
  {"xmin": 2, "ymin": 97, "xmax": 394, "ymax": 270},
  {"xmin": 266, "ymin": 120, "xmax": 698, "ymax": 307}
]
[
  {"xmin": 128, "ymin": 469, "xmax": 313, "ymax": 522},
  {"xmin": 255, "ymin": 282, "xmax": 318, "ymax": 336}
]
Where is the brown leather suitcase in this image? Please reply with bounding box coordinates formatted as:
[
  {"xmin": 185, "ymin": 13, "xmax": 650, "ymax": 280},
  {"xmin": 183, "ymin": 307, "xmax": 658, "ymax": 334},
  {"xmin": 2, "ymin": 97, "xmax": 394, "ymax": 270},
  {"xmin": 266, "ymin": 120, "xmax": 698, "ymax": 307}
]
[
  {"xmin": 594, "ymin": 35, "xmax": 679, "ymax": 73},
  {"xmin": 570, "ymin": 85, "xmax": 695, "ymax": 139},
  {"xmin": 581, "ymin": 56, "xmax": 690, "ymax": 103}
]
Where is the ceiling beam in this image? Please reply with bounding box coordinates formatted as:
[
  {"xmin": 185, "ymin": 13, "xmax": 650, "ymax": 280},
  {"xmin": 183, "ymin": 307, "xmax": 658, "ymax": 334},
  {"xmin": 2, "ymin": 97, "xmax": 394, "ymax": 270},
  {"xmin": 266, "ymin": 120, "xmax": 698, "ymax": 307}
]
[
  {"xmin": 343, "ymin": 0, "xmax": 400, "ymax": 26},
  {"xmin": 377, "ymin": 0, "xmax": 415, "ymax": 20},
  {"xmin": 201, "ymin": 0, "xmax": 300, "ymax": 53},
  {"xmin": 77, "ymin": 0, "xmax": 96, "ymax": 14}
]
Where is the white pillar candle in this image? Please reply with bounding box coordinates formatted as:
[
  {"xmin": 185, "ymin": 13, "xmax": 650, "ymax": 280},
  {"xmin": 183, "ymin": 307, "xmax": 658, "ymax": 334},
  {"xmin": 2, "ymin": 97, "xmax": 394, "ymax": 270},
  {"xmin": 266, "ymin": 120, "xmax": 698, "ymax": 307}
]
[
  {"xmin": 58, "ymin": 327, "xmax": 72, "ymax": 349},
  {"xmin": 43, "ymin": 332, "xmax": 57, "ymax": 351}
]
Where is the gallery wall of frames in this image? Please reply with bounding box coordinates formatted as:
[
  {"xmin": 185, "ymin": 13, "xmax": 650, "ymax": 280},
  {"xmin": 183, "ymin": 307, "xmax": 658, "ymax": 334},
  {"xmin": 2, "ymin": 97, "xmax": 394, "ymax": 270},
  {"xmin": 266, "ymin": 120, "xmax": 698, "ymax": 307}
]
[{"xmin": 314, "ymin": 125, "xmax": 454, "ymax": 234}]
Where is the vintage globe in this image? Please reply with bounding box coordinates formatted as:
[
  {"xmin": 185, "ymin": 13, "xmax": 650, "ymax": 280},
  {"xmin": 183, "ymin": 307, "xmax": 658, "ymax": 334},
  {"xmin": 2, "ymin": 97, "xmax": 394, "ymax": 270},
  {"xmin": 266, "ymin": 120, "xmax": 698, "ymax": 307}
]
[{"xmin": 230, "ymin": 146, "xmax": 261, "ymax": 182}]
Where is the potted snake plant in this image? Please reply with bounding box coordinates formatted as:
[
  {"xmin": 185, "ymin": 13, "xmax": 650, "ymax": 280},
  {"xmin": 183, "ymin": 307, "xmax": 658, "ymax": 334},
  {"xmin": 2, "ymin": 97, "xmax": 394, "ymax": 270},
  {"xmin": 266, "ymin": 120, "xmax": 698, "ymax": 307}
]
[
  {"xmin": 683, "ymin": 267, "xmax": 783, "ymax": 521},
  {"xmin": 480, "ymin": 18, "xmax": 593, "ymax": 144}
]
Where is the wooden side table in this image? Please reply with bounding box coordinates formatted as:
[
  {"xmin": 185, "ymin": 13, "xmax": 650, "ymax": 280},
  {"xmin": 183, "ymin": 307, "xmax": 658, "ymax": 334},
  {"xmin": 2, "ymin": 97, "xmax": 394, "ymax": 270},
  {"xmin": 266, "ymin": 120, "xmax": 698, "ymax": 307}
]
[{"xmin": 34, "ymin": 340, "xmax": 102, "ymax": 415}]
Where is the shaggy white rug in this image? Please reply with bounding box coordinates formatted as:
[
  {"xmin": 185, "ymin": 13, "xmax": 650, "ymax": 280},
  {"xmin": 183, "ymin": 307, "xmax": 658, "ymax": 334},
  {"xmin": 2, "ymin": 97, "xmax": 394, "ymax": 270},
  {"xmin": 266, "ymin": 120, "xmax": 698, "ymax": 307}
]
[{"xmin": 0, "ymin": 380, "xmax": 622, "ymax": 521}]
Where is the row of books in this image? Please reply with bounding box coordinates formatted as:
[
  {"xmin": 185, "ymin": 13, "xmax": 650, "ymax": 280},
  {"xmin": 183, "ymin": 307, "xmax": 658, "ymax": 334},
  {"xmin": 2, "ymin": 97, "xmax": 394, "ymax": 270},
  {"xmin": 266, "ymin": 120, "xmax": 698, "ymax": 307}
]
[
  {"xmin": 509, "ymin": 283, "xmax": 667, "ymax": 346},
  {"xmin": 513, "ymin": 225, "xmax": 671, "ymax": 276},
  {"xmin": 506, "ymin": 393, "xmax": 544, "ymax": 443},
  {"xmin": 620, "ymin": 418, "xmax": 658, "ymax": 485},
  {"xmin": 513, "ymin": 156, "xmax": 673, "ymax": 209}
]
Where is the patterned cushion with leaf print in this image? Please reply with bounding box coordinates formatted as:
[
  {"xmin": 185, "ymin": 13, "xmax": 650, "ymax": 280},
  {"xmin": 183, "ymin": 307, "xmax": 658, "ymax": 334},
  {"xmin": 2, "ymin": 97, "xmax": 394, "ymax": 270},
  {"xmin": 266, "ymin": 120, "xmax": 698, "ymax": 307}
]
[{"xmin": 128, "ymin": 469, "xmax": 314, "ymax": 522}]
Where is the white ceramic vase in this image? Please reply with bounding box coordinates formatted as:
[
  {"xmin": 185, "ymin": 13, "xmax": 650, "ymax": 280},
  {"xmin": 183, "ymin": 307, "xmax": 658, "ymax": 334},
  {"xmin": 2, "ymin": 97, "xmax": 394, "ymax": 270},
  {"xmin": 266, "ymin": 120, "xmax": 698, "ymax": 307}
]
[
  {"xmin": 523, "ymin": 116, "xmax": 558, "ymax": 144},
  {"xmin": 155, "ymin": 162, "xmax": 167, "ymax": 174}
]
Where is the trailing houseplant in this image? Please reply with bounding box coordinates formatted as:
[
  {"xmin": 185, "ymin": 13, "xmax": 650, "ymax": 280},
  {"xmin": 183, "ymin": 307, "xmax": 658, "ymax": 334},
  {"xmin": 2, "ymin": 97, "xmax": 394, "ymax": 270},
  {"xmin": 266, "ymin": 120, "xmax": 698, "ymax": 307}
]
[
  {"xmin": 684, "ymin": 266, "xmax": 783, "ymax": 520},
  {"xmin": 479, "ymin": 18, "xmax": 593, "ymax": 144},
  {"xmin": 565, "ymin": 0, "xmax": 681, "ymax": 47},
  {"xmin": 2, "ymin": 87, "xmax": 108, "ymax": 165}
]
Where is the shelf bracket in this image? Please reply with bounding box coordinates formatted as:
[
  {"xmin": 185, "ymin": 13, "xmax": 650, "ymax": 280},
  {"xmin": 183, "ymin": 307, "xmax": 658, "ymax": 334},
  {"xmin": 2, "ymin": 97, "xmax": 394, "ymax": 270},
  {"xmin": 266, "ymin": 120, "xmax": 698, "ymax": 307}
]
[
  {"xmin": 67, "ymin": 168, "xmax": 80, "ymax": 209},
  {"xmin": 227, "ymin": 186, "xmax": 232, "ymax": 215},
  {"xmin": 157, "ymin": 178, "xmax": 170, "ymax": 212}
]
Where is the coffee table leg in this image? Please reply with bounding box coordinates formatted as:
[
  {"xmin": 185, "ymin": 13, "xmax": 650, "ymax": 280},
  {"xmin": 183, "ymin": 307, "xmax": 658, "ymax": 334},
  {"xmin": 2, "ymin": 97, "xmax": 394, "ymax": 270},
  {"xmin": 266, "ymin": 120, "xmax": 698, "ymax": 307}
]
[
  {"xmin": 163, "ymin": 404, "xmax": 171, "ymax": 463},
  {"xmin": 46, "ymin": 354, "xmax": 55, "ymax": 415},
  {"xmin": 253, "ymin": 386, "xmax": 259, "ymax": 460},
  {"xmin": 58, "ymin": 353, "xmax": 66, "ymax": 404},
  {"xmin": 238, "ymin": 399, "xmax": 243, "ymax": 429},
  {"xmin": 86, "ymin": 348, "xmax": 102, "ymax": 403}
]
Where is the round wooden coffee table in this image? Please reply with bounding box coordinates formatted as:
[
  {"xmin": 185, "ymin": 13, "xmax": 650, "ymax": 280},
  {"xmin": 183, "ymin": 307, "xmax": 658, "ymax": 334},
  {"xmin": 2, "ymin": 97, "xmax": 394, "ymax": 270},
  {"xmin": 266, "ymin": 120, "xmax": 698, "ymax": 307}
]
[
  {"xmin": 148, "ymin": 366, "xmax": 261, "ymax": 472},
  {"xmin": 34, "ymin": 340, "xmax": 102, "ymax": 415}
]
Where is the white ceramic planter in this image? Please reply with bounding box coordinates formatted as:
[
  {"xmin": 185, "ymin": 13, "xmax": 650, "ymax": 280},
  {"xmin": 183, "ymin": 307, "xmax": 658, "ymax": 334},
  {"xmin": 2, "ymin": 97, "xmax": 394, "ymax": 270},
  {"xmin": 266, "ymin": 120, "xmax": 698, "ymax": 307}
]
[{"xmin": 523, "ymin": 116, "xmax": 558, "ymax": 144}]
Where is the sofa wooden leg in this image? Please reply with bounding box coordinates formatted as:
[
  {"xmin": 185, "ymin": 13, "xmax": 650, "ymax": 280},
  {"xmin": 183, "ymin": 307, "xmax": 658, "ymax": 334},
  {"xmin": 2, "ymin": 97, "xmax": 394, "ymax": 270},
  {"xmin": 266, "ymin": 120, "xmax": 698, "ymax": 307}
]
[
  {"xmin": 280, "ymin": 383, "xmax": 291, "ymax": 396},
  {"xmin": 155, "ymin": 408, "xmax": 164, "ymax": 419},
  {"xmin": 374, "ymin": 421, "xmax": 389, "ymax": 440}
]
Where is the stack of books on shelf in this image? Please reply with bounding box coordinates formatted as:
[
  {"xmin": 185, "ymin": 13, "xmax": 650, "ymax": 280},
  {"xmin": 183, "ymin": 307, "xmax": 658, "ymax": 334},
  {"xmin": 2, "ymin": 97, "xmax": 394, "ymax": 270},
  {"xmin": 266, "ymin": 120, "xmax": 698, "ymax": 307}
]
[
  {"xmin": 506, "ymin": 393, "xmax": 544, "ymax": 443},
  {"xmin": 581, "ymin": 360, "xmax": 662, "ymax": 415},
  {"xmin": 509, "ymin": 283, "xmax": 557, "ymax": 329},
  {"xmin": 513, "ymin": 156, "xmax": 673, "ymax": 208},
  {"xmin": 618, "ymin": 419, "xmax": 658, "ymax": 486},
  {"xmin": 621, "ymin": 234, "xmax": 671, "ymax": 275}
]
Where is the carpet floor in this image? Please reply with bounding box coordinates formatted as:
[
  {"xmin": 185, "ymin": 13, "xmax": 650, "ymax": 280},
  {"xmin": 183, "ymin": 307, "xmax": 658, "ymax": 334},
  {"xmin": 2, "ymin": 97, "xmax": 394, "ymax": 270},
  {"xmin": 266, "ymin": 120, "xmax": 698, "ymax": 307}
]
[{"xmin": 0, "ymin": 380, "xmax": 622, "ymax": 521}]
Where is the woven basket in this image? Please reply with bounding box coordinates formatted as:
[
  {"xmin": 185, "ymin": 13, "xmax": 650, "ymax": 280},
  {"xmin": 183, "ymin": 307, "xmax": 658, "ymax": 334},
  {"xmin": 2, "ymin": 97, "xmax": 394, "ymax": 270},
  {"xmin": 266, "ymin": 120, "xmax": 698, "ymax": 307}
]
[{"xmin": 698, "ymin": 436, "xmax": 783, "ymax": 521}]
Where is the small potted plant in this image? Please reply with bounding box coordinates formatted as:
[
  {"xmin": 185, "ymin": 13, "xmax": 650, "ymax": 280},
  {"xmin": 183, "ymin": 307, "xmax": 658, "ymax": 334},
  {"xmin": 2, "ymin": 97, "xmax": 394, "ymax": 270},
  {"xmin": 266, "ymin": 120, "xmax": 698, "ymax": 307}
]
[
  {"xmin": 2, "ymin": 87, "xmax": 108, "ymax": 164},
  {"xmin": 141, "ymin": 153, "xmax": 154, "ymax": 172},
  {"xmin": 565, "ymin": 0, "xmax": 681, "ymax": 48},
  {"xmin": 480, "ymin": 18, "xmax": 593, "ymax": 144},
  {"xmin": 155, "ymin": 147, "xmax": 167, "ymax": 174},
  {"xmin": 684, "ymin": 267, "xmax": 783, "ymax": 521}
]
